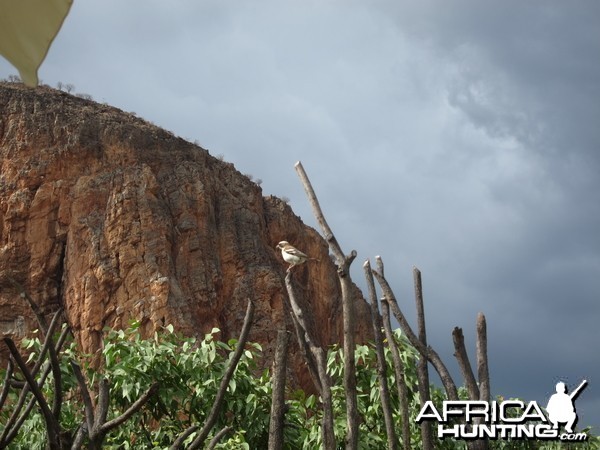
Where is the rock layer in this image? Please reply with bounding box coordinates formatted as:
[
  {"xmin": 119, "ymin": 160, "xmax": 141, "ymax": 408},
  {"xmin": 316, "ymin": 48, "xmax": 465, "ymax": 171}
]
[{"xmin": 0, "ymin": 83, "xmax": 371, "ymax": 386}]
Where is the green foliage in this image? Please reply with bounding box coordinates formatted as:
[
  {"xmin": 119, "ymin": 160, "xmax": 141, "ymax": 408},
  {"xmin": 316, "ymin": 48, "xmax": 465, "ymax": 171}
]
[
  {"xmin": 95, "ymin": 322, "xmax": 270, "ymax": 449},
  {"xmin": 1, "ymin": 322, "xmax": 270, "ymax": 449},
  {"xmin": 284, "ymin": 329, "xmax": 461, "ymax": 449},
  {"xmin": 1, "ymin": 325, "xmax": 597, "ymax": 449}
]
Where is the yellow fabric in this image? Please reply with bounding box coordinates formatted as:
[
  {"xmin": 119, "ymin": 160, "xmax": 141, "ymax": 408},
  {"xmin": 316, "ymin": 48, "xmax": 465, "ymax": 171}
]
[{"xmin": 0, "ymin": 0, "xmax": 73, "ymax": 86}]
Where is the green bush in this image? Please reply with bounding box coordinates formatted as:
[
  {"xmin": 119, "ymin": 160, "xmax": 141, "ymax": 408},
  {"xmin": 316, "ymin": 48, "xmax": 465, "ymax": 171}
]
[{"xmin": 1, "ymin": 324, "xmax": 598, "ymax": 449}]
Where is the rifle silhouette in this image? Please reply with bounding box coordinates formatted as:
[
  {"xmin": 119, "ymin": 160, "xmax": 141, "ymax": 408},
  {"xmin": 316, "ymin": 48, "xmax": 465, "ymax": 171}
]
[{"xmin": 569, "ymin": 379, "xmax": 588, "ymax": 400}]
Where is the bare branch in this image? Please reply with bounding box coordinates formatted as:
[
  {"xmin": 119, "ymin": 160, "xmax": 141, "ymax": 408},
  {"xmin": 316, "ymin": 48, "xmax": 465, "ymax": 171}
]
[
  {"xmin": 100, "ymin": 382, "xmax": 159, "ymax": 433},
  {"xmin": 95, "ymin": 378, "xmax": 111, "ymax": 431},
  {"xmin": 2, "ymin": 388, "xmax": 40, "ymax": 446},
  {"xmin": 364, "ymin": 260, "xmax": 397, "ymax": 450},
  {"xmin": 1, "ymin": 324, "xmax": 71, "ymax": 447},
  {"xmin": 476, "ymin": 313, "xmax": 490, "ymax": 402},
  {"xmin": 381, "ymin": 298, "xmax": 411, "ymax": 450},
  {"xmin": 268, "ymin": 329, "xmax": 290, "ymax": 450},
  {"xmin": 207, "ymin": 426, "xmax": 234, "ymax": 449},
  {"xmin": 314, "ymin": 346, "xmax": 335, "ymax": 450},
  {"xmin": 3, "ymin": 338, "xmax": 61, "ymax": 450},
  {"xmin": 294, "ymin": 161, "xmax": 358, "ymax": 449},
  {"xmin": 187, "ymin": 299, "xmax": 255, "ymax": 450},
  {"xmin": 376, "ymin": 256, "xmax": 410, "ymax": 450},
  {"xmin": 0, "ymin": 278, "xmax": 67, "ymax": 445},
  {"xmin": 294, "ymin": 161, "xmax": 344, "ymax": 262},
  {"xmin": 284, "ymin": 271, "xmax": 335, "ymax": 449},
  {"xmin": 70, "ymin": 359, "xmax": 95, "ymax": 433},
  {"xmin": 70, "ymin": 423, "xmax": 86, "ymax": 450},
  {"xmin": 30, "ymin": 310, "xmax": 64, "ymax": 382},
  {"xmin": 3, "ymin": 395, "xmax": 37, "ymax": 445},
  {"xmin": 284, "ymin": 273, "xmax": 321, "ymax": 349},
  {"xmin": 170, "ymin": 425, "xmax": 198, "ymax": 450},
  {"xmin": 413, "ymin": 268, "xmax": 434, "ymax": 450},
  {"xmin": 45, "ymin": 310, "xmax": 64, "ymax": 421},
  {"xmin": 372, "ymin": 266, "xmax": 459, "ymax": 401},
  {"xmin": 0, "ymin": 358, "xmax": 14, "ymax": 412},
  {"xmin": 452, "ymin": 327, "xmax": 479, "ymax": 400},
  {"xmin": 282, "ymin": 286, "xmax": 322, "ymax": 394}
]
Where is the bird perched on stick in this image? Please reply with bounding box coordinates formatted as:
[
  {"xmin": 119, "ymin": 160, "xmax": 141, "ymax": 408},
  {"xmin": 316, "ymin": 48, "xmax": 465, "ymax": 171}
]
[{"xmin": 276, "ymin": 241, "xmax": 318, "ymax": 272}]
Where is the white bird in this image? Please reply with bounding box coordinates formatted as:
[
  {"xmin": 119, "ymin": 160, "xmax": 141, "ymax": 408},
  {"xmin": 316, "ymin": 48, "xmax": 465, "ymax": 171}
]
[{"xmin": 276, "ymin": 241, "xmax": 317, "ymax": 272}]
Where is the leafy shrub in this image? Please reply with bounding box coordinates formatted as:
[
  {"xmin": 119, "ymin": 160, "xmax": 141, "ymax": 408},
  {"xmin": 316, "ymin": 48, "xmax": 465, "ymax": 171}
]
[{"xmin": 2, "ymin": 324, "xmax": 598, "ymax": 449}]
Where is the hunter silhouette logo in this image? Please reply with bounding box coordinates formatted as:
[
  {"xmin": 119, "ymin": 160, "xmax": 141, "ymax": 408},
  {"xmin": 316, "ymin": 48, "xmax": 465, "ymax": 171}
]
[
  {"xmin": 415, "ymin": 379, "xmax": 589, "ymax": 442},
  {"xmin": 546, "ymin": 380, "xmax": 587, "ymax": 434}
]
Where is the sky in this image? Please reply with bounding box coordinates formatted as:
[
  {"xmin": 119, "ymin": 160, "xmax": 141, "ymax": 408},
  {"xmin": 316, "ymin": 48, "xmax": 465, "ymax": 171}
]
[{"xmin": 2, "ymin": 0, "xmax": 599, "ymax": 431}]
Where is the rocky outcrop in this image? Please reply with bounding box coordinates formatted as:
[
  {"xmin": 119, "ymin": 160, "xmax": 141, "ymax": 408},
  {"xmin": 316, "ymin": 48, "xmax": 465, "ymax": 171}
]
[{"xmin": 0, "ymin": 82, "xmax": 371, "ymax": 386}]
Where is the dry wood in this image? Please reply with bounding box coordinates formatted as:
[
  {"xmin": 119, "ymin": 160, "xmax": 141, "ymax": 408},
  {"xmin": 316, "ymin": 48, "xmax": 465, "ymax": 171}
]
[
  {"xmin": 374, "ymin": 259, "xmax": 492, "ymax": 450},
  {"xmin": 477, "ymin": 313, "xmax": 490, "ymax": 402},
  {"xmin": 185, "ymin": 299, "xmax": 255, "ymax": 450},
  {"xmin": 283, "ymin": 271, "xmax": 336, "ymax": 450},
  {"xmin": 452, "ymin": 327, "xmax": 479, "ymax": 400},
  {"xmin": 207, "ymin": 425, "xmax": 234, "ymax": 449},
  {"xmin": 373, "ymin": 271, "xmax": 458, "ymax": 400},
  {"xmin": 375, "ymin": 257, "xmax": 410, "ymax": 450},
  {"xmin": 284, "ymin": 294, "xmax": 322, "ymax": 394},
  {"xmin": 381, "ymin": 298, "xmax": 411, "ymax": 450},
  {"xmin": 0, "ymin": 358, "xmax": 13, "ymax": 412},
  {"xmin": 70, "ymin": 360, "xmax": 95, "ymax": 436},
  {"xmin": 295, "ymin": 161, "xmax": 359, "ymax": 450},
  {"xmin": 473, "ymin": 316, "xmax": 490, "ymax": 450},
  {"xmin": 413, "ymin": 268, "xmax": 434, "ymax": 450},
  {"xmin": 169, "ymin": 424, "xmax": 198, "ymax": 450},
  {"xmin": 72, "ymin": 355, "xmax": 160, "ymax": 449},
  {"xmin": 2, "ymin": 311, "xmax": 60, "ymax": 432},
  {"xmin": 101, "ymin": 382, "xmax": 159, "ymax": 434},
  {"xmin": 95, "ymin": 378, "xmax": 110, "ymax": 431},
  {"xmin": 364, "ymin": 260, "xmax": 398, "ymax": 450},
  {"xmin": 41, "ymin": 310, "xmax": 65, "ymax": 425},
  {"xmin": 2, "ymin": 324, "xmax": 70, "ymax": 446},
  {"xmin": 0, "ymin": 308, "xmax": 65, "ymax": 448},
  {"xmin": 372, "ymin": 267, "xmax": 459, "ymax": 401},
  {"xmin": 4, "ymin": 337, "xmax": 61, "ymax": 450},
  {"xmin": 268, "ymin": 329, "xmax": 290, "ymax": 450}
]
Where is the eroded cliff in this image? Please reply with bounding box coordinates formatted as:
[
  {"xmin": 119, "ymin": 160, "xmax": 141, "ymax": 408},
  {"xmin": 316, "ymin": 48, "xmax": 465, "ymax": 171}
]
[{"xmin": 0, "ymin": 82, "xmax": 371, "ymax": 386}]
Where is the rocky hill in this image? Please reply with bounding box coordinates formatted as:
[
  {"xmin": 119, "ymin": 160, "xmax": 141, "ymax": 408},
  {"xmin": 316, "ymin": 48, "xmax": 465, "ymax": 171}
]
[{"xmin": 0, "ymin": 82, "xmax": 372, "ymax": 387}]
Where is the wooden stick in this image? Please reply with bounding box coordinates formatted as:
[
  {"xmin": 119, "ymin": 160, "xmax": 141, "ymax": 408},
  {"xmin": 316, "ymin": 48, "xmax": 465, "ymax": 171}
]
[
  {"xmin": 284, "ymin": 271, "xmax": 335, "ymax": 450},
  {"xmin": 70, "ymin": 360, "xmax": 95, "ymax": 435},
  {"xmin": 413, "ymin": 268, "xmax": 434, "ymax": 450},
  {"xmin": 0, "ymin": 359, "xmax": 13, "ymax": 412},
  {"xmin": 2, "ymin": 324, "xmax": 71, "ymax": 447},
  {"xmin": 376, "ymin": 256, "xmax": 411, "ymax": 450},
  {"xmin": 268, "ymin": 329, "xmax": 290, "ymax": 450},
  {"xmin": 295, "ymin": 161, "xmax": 358, "ymax": 449},
  {"xmin": 100, "ymin": 382, "xmax": 159, "ymax": 434},
  {"xmin": 207, "ymin": 425, "xmax": 234, "ymax": 449},
  {"xmin": 372, "ymin": 267, "xmax": 458, "ymax": 401},
  {"xmin": 187, "ymin": 299, "xmax": 255, "ymax": 450},
  {"xmin": 4, "ymin": 338, "xmax": 61, "ymax": 450},
  {"xmin": 476, "ymin": 313, "xmax": 490, "ymax": 402},
  {"xmin": 364, "ymin": 260, "xmax": 397, "ymax": 450},
  {"xmin": 452, "ymin": 327, "xmax": 479, "ymax": 400}
]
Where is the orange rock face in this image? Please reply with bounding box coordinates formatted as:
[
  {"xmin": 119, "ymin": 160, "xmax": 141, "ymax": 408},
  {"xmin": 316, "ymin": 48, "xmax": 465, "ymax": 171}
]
[{"xmin": 0, "ymin": 83, "xmax": 371, "ymax": 386}]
